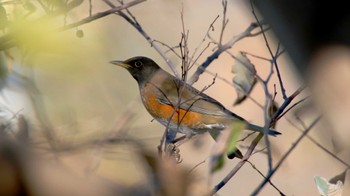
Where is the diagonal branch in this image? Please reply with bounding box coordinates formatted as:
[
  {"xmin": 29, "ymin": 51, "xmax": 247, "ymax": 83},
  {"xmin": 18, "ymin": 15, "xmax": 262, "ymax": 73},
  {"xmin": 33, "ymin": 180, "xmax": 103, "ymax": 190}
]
[
  {"xmin": 58, "ymin": 0, "xmax": 146, "ymax": 31},
  {"xmin": 211, "ymin": 133, "xmax": 264, "ymax": 194},
  {"xmin": 0, "ymin": 0, "xmax": 146, "ymax": 51},
  {"xmin": 102, "ymin": 0, "xmax": 180, "ymax": 78}
]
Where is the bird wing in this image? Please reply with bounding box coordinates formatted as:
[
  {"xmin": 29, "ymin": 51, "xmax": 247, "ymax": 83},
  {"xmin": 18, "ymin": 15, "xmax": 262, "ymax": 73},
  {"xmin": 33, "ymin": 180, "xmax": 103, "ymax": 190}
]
[{"xmin": 152, "ymin": 77, "xmax": 244, "ymax": 120}]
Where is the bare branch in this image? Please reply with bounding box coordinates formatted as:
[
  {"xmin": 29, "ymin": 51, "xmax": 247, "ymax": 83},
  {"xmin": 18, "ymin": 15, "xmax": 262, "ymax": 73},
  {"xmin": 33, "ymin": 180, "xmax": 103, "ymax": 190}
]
[
  {"xmin": 271, "ymin": 86, "xmax": 306, "ymax": 124},
  {"xmin": 247, "ymin": 161, "xmax": 286, "ymax": 196},
  {"xmin": 286, "ymin": 118, "xmax": 350, "ymax": 168},
  {"xmin": 219, "ymin": 0, "xmax": 228, "ymax": 46},
  {"xmin": 58, "ymin": 0, "xmax": 145, "ymax": 31},
  {"xmin": 276, "ymin": 96, "xmax": 310, "ymax": 121},
  {"xmin": 188, "ymin": 15, "xmax": 219, "ymax": 69},
  {"xmin": 188, "ymin": 22, "xmax": 260, "ymax": 84},
  {"xmin": 101, "ymin": 0, "xmax": 181, "ymax": 78},
  {"xmin": 250, "ymin": 0, "xmax": 287, "ymax": 99},
  {"xmin": 152, "ymin": 40, "xmax": 182, "ymax": 58},
  {"xmin": 189, "ymin": 160, "xmax": 206, "ymax": 173},
  {"xmin": 211, "ymin": 133, "xmax": 264, "ymax": 194},
  {"xmin": 0, "ymin": 0, "xmax": 146, "ymax": 50}
]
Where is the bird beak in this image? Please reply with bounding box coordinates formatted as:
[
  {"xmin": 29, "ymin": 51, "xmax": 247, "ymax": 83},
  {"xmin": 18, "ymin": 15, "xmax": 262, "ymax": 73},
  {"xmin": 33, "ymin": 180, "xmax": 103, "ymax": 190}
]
[{"xmin": 110, "ymin": 60, "xmax": 131, "ymax": 69}]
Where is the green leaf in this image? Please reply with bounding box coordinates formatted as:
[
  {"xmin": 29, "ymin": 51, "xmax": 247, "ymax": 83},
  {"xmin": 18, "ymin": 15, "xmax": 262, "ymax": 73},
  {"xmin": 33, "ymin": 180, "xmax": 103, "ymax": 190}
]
[
  {"xmin": 315, "ymin": 176, "xmax": 329, "ymax": 195},
  {"xmin": 232, "ymin": 52, "xmax": 257, "ymax": 105},
  {"xmin": 314, "ymin": 176, "xmax": 343, "ymax": 196},
  {"xmin": 210, "ymin": 154, "xmax": 225, "ymax": 173},
  {"xmin": 226, "ymin": 121, "xmax": 245, "ymax": 156},
  {"xmin": 210, "ymin": 122, "xmax": 245, "ymax": 172}
]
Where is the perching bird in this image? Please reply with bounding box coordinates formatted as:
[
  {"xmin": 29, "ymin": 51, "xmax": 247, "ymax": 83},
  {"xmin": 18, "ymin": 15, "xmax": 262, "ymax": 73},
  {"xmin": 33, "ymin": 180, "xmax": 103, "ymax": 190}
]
[{"xmin": 111, "ymin": 56, "xmax": 280, "ymax": 158}]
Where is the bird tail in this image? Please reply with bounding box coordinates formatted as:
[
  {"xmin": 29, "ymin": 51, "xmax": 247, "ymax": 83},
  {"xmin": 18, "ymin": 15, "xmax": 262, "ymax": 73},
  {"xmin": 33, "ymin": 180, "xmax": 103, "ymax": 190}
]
[{"xmin": 246, "ymin": 123, "xmax": 281, "ymax": 136}]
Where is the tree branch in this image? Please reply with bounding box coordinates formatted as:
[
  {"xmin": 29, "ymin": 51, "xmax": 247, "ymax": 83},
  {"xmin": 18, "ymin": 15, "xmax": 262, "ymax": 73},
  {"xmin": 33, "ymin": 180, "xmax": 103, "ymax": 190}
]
[
  {"xmin": 187, "ymin": 22, "xmax": 260, "ymax": 84},
  {"xmin": 211, "ymin": 133, "xmax": 264, "ymax": 194}
]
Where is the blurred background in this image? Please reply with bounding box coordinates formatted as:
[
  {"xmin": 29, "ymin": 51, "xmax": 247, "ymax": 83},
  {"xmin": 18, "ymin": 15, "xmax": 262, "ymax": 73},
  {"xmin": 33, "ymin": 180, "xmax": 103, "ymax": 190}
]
[{"xmin": 0, "ymin": 0, "xmax": 348, "ymax": 195}]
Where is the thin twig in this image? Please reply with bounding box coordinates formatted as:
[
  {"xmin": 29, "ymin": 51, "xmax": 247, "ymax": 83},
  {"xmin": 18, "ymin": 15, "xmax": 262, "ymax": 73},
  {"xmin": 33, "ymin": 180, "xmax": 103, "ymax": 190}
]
[
  {"xmin": 0, "ymin": 0, "xmax": 121, "ymax": 50},
  {"xmin": 188, "ymin": 15, "xmax": 219, "ymax": 69},
  {"xmin": 187, "ymin": 22, "xmax": 261, "ymax": 84},
  {"xmin": 247, "ymin": 161, "xmax": 286, "ymax": 196},
  {"xmin": 58, "ymin": 0, "xmax": 145, "ymax": 31},
  {"xmin": 250, "ymin": 0, "xmax": 287, "ymax": 99},
  {"xmin": 218, "ymin": 0, "xmax": 228, "ymax": 46},
  {"xmin": 152, "ymin": 40, "xmax": 182, "ymax": 58},
  {"xmin": 271, "ymin": 86, "xmax": 306, "ymax": 123},
  {"xmin": 101, "ymin": 0, "xmax": 181, "ymax": 78},
  {"xmin": 88, "ymin": 0, "xmax": 92, "ymax": 16},
  {"xmin": 189, "ymin": 160, "xmax": 206, "ymax": 173},
  {"xmin": 261, "ymin": 61, "xmax": 274, "ymax": 172},
  {"xmin": 237, "ymin": 131, "xmax": 256, "ymax": 142},
  {"xmin": 276, "ymin": 96, "xmax": 310, "ymax": 121},
  {"xmin": 286, "ymin": 118, "xmax": 350, "ymax": 168}
]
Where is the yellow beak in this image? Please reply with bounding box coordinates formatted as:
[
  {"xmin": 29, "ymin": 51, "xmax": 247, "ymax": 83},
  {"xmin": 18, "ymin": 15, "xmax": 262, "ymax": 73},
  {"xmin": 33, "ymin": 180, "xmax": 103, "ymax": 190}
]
[{"xmin": 110, "ymin": 60, "xmax": 131, "ymax": 69}]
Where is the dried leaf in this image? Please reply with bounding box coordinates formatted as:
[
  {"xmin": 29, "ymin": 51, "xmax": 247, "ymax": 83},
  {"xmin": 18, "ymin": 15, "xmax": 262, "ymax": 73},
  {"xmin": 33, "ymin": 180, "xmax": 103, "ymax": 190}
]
[
  {"xmin": 232, "ymin": 52, "xmax": 257, "ymax": 105},
  {"xmin": 269, "ymin": 100, "xmax": 279, "ymax": 128},
  {"xmin": 329, "ymin": 170, "xmax": 347, "ymax": 185},
  {"xmin": 269, "ymin": 100, "xmax": 279, "ymax": 118}
]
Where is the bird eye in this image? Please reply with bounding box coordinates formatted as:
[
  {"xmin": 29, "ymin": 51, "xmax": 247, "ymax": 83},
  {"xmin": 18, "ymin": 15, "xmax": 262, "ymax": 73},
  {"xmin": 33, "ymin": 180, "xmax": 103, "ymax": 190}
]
[{"xmin": 134, "ymin": 61, "xmax": 143, "ymax": 68}]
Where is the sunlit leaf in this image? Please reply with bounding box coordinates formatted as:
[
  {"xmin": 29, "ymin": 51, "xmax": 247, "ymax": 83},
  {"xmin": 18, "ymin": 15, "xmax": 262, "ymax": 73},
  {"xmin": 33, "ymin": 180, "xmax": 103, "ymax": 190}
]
[
  {"xmin": 0, "ymin": 5, "xmax": 7, "ymax": 30},
  {"xmin": 9, "ymin": 20, "xmax": 68, "ymax": 54},
  {"xmin": 226, "ymin": 121, "xmax": 245, "ymax": 157},
  {"xmin": 210, "ymin": 130, "xmax": 229, "ymax": 173},
  {"xmin": 314, "ymin": 176, "xmax": 343, "ymax": 196},
  {"xmin": 210, "ymin": 121, "xmax": 244, "ymax": 173},
  {"xmin": 23, "ymin": 1, "xmax": 36, "ymax": 12},
  {"xmin": 232, "ymin": 52, "xmax": 257, "ymax": 105}
]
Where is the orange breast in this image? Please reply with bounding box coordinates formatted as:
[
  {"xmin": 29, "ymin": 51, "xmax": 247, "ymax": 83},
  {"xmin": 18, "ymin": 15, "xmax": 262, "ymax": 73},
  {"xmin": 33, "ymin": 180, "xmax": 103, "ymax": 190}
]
[{"xmin": 142, "ymin": 92, "xmax": 201, "ymax": 128}]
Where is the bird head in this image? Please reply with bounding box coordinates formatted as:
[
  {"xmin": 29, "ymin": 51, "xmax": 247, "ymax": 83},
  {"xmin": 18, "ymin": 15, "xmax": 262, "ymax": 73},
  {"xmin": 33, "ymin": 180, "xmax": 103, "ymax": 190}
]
[{"xmin": 110, "ymin": 56, "xmax": 161, "ymax": 84}]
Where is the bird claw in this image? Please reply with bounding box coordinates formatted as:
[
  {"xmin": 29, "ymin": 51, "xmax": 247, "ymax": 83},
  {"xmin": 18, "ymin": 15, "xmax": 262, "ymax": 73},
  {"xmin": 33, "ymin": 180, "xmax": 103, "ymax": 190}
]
[{"xmin": 165, "ymin": 143, "xmax": 183, "ymax": 164}]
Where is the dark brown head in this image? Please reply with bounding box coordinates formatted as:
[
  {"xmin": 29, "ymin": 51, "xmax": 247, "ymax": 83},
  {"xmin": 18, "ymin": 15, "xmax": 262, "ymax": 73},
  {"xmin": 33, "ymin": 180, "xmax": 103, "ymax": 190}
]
[{"xmin": 110, "ymin": 56, "xmax": 161, "ymax": 84}]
